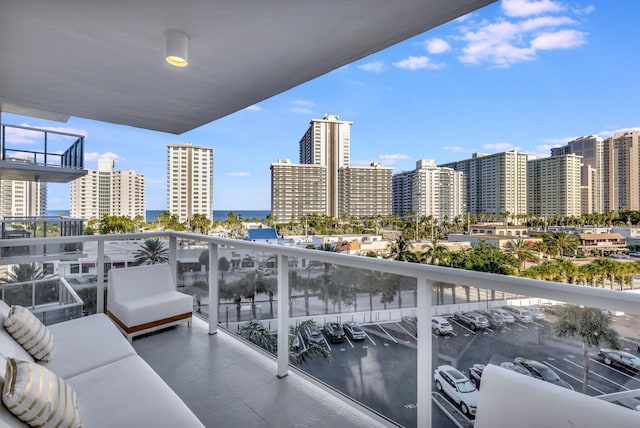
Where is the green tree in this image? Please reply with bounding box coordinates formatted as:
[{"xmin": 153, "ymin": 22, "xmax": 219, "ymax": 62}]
[
  {"xmin": 554, "ymin": 305, "xmax": 619, "ymax": 394},
  {"xmin": 506, "ymin": 239, "xmax": 535, "ymax": 270},
  {"xmin": 133, "ymin": 239, "xmax": 169, "ymax": 265},
  {"xmin": 387, "ymin": 236, "xmax": 416, "ymax": 262},
  {"xmin": 218, "ymin": 257, "xmax": 231, "ymax": 280},
  {"xmin": 551, "ymin": 231, "xmax": 580, "ymax": 258}
]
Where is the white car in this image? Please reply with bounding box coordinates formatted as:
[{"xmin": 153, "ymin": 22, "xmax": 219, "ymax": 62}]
[
  {"xmin": 525, "ymin": 306, "xmax": 546, "ymax": 320},
  {"xmin": 503, "ymin": 306, "xmax": 533, "ymax": 323},
  {"xmin": 433, "ymin": 365, "xmax": 479, "ymax": 416},
  {"xmin": 431, "ymin": 316, "xmax": 453, "ymax": 335},
  {"xmin": 492, "ymin": 308, "xmax": 515, "ymax": 323}
]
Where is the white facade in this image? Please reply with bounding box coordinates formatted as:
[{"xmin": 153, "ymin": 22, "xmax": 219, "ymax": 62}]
[
  {"xmin": 167, "ymin": 142, "xmax": 214, "ymax": 223},
  {"xmin": 338, "ymin": 163, "xmax": 392, "ymax": 218},
  {"xmin": 0, "ymin": 179, "xmax": 46, "ymax": 217},
  {"xmin": 527, "ymin": 154, "xmax": 582, "ymax": 218},
  {"xmin": 70, "ymin": 159, "xmax": 145, "ymax": 220},
  {"xmin": 270, "ymin": 159, "xmax": 326, "ymax": 221}
]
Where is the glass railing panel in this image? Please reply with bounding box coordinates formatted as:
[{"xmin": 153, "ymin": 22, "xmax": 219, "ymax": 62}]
[{"xmin": 175, "ymin": 237, "xmax": 209, "ymax": 315}]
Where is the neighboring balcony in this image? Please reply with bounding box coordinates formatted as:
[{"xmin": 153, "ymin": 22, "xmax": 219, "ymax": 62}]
[
  {"xmin": 2, "ymin": 232, "xmax": 640, "ymax": 427},
  {"xmin": 0, "ymin": 123, "xmax": 87, "ymax": 182}
]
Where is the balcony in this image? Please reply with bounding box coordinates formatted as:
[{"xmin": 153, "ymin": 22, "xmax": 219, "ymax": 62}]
[
  {"xmin": 0, "ymin": 123, "xmax": 87, "ymax": 183},
  {"xmin": 2, "ymin": 232, "xmax": 640, "ymax": 427}
]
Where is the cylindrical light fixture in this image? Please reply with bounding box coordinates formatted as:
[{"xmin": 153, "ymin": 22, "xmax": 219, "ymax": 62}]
[{"xmin": 165, "ymin": 29, "xmax": 189, "ymax": 67}]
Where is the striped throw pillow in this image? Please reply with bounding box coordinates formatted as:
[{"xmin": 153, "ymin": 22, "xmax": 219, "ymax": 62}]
[
  {"xmin": 2, "ymin": 358, "xmax": 81, "ymax": 428},
  {"xmin": 4, "ymin": 305, "xmax": 54, "ymax": 361}
]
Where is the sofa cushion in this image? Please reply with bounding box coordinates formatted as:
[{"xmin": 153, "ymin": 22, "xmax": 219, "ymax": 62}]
[
  {"xmin": 109, "ymin": 291, "xmax": 192, "ymax": 327},
  {"xmin": 2, "ymin": 358, "xmax": 81, "ymax": 428},
  {"xmin": 43, "ymin": 314, "xmax": 136, "ymax": 379},
  {"xmin": 68, "ymin": 355, "xmax": 204, "ymax": 428},
  {"xmin": 3, "ymin": 306, "xmax": 53, "ymax": 361}
]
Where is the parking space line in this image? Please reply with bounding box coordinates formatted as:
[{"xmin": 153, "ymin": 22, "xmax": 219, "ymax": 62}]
[
  {"xmin": 590, "ymin": 358, "xmax": 640, "ymax": 384},
  {"xmin": 395, "ymin": 322, "xmax": 417, "ymax": 341},
  {"xmin": 532, "ymin": 321, "xmax": 545, "ymax": 328},
  {"xmin": 514, "ymin": 322, "xmax": 530, "ymax": 328},
  {"xmin": 564, "ymin": 358, "xmax": 629, "ymax": 390},
  {"xmin": 365, "ymin": 332, "xmax": 376, "ymax": 346},
  {"xmin": 544, "ymin": 361, "xmax": 605, "ymax": 394},
  {"xmin": 377, "ymin": 324, "xmax": 398, "ymax": 344},
  {"xmin": 323, "ymin": 338, "xmax": 332, "ymax": 352},
  {"xmin": 345, "ymin": 337, "xmax": 354, "ymax": 348}
]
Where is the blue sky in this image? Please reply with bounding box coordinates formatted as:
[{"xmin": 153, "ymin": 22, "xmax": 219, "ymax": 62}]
[{"xmin": 4, "ymin": 0, "xmax": 639, "ymax": 211}]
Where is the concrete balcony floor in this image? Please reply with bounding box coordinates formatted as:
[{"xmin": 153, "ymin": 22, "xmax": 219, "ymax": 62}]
[{"xmin": 133, "ymin": 317, "xmax": 388, "ymax": 428}]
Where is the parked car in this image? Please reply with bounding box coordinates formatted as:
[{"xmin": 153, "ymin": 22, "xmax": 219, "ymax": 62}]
[
  {"xmin": 322, "ymin": 322, "xmax": 346, "ymax": 343},
  {"xmin": 343, "ymin": 322, "xmax": 366, "ymax": 341},
  {"xmin": 513, "ymin": 358, "xmax": 573, "ymax": 390},
  {"xmin": 525, "ymin": 306, "xmax": 546, "ymax": 320},
  {"xmin": 434, "ymin": 365, "xmax": 479, "ymax": 416},
  {"xmin": 468, "ymin": 364, "xmax": 485, "ymax": 389},
  {"xmin": 453, "ymin": 311, "xmax": 490, "ymax": 330},
  {"xmin": 305, "ymin": 327, "xmax": 325, "ymax": 345},
  {"xmin": 503, "ymin": 306, "xmax": 533, "ymax": 323},
  {"xmin": 477, "ymin": 310, "xmax": 506, "ymax": 329},
  {"xmin": 598, "ymin": 349, "xmax": 640, "ymax": 372},
  {"xmin": 492, "ymin": 308, "xmax": 515, "ymax": 323},
  {"xmin": 431, "ymin": 316, "xmax": 454, "ymax": 335},
  {"xmin": 499, "ymin": 361, "xmax": 533, "ymax": 377}
]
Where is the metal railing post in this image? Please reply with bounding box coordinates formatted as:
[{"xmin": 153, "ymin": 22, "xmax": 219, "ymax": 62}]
[
  {"xmin": 417, "ymin": 277, "xmax": 432, "ymax": 428},
  {"xmin": 208, "ymin": 243, "xmax": 218, "ymax": 335},
  {"xmin": 277, "ymin": 254, "xmax": 289, "ymax": 378},
  {"xmin": 169, "ymin": 235, "xmax": 177, "ymax": 282},
  {"xmin": 97, "ymin": 240, "xmax": 105, "ymax": 313}
]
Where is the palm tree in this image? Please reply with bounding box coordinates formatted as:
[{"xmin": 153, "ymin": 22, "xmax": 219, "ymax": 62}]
[
  {"xmin": 424, "ymin": 238, "xmax": 450, "ymax": 266},
  {"xmin": 552, "ymin": 231, "xmax": 579, "ymax": 258},
  {"xmin": 133, "ymin": 239, "xmax": 169, "ymax": 265},
  {"xmin": 554, "ymin": 305, "xmax": 619, "ymax": 394},
  {"xmin": 2, "ymin": 263, "xmax": 46, "ymax": 283},
  {"xmin": 506, "ymin": 239, "xmax": 535, "ymax": 270},
  {"xmin": 387, "ymin": 236, "xmax": 416, "ymax": 262}
]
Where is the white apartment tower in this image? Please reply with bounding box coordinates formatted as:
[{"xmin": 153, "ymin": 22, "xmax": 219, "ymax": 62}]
[
  {"xmin": 392, "ymin": 159, "xmax": 465, "ymax": 221},
  {"xmin": 70, "ymin": 159, "xmax": 145, "ymax": 220},
  {"xmin": 0, "ymin": 179, "xmax": 46, "ymax": 217},
  {"xmin": 167, "ymin": 142, "xmax": 213, "ymax": 223},
  {"xmin": 551, "ymin": 135, "xmax": 604, "ymax": 214},
  {"xmin": 527, "ymin": 154, "xmax": 582, "ymax": 218},
  {"xmin": 440, "ymin": 151, "xmax": 528, "ymax": 217},
  {"xmin": 271, "ymin": 115, "xmax": 391, "ymax": 220}
]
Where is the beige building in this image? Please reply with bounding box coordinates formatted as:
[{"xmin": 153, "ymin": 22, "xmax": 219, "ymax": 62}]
[
  {"xmin": 440, "ymin": 151, "xmax": 528, "ymax": 216},
  {"xmin": 527, "ymin": 154, "xmax": 582, "ymax": 218},
  {"xmin": 70, "ymin": 159, "xmax": 145, "ymax": 220},
  {"xmin": 167, "ymin": 142, "xmax": 213, "ymax": 223},
  {"xmin": 271, "ymin": 115, "xmax": 391, "ymax": 220},
  {"xmin": 603, "ymin": 130, "xmax": 640, "ymax": 212},
  {"xmin": 0, "ymin": 178, "xmax": 46, "ymax": 217}
]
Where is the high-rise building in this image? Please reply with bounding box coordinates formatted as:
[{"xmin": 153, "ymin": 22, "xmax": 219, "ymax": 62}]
[
  {"xmin": 440, "ymin": 151, "xmax": 528, "ymax": 217},
  {"xmin": 551, "ymin": 135, "xmax": 604, "ymax": 214},
  {"xmin": 271, "ymin": 115, "xmax": 391, "ymax": 220},
  {"xmin": 70, "ymin": 159, "xmax": 145, "ymax": 220},
  {"xmin": 527, "ymin": 154, "xmax": 582, "ymax": 218},
  {"xmin": 0, "ymin": 179, "xmax": 46, "ymax": 217},
  {"xmin": 603, "ymin": 130, "xmax": 640, "ymax": 212},
  {"xmin": 167, "ymin": 142, "xmax": 214, "ymax": 223},
  {"xmin": 392, "ymin": 159, "xmax": 465, "ymax": 221}
]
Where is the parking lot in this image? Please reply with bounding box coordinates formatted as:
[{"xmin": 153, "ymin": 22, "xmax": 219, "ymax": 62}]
[{"xmin": 296, "ymin": 311, "xmax": 640, "ymax": 428}]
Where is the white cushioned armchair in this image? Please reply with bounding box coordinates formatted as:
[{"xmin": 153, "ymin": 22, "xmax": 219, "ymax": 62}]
[{"xmin": 107, "ymin": 264, "xmax": 193, "ymax": 341}]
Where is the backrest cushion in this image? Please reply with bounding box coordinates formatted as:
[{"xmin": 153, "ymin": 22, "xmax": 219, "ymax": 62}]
[
  {"xmin": 2, "ymin": 358, "xmax": 81, "ymax": 428},
  {"xmin": 4, "ymin": 306, "xmax": 54, "ymax": 361},
  {"xmin": 108, "ymin": 264, "xmax": 175, "ymax": 304}
]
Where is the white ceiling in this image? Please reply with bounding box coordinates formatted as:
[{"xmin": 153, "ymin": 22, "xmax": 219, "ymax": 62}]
[{"xmin": 0, "ymin": 0, "xmax": 495, "ymax": 134}]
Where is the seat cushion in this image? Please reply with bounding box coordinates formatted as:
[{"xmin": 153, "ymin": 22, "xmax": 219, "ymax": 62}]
[
  {"xmin": 3, "ymin": 305, "xmax": 54, "ymax": 361},
  {"xmin": 67, "ymin": 355, "xmax": 203, "ymax": 428},
  {"xmin": 109, "ymin": 291, "xmax": 192, "ymax": 327},
  {"xmin": 43, "ymin": 314, "xmax": 136, "ymax": 379}
]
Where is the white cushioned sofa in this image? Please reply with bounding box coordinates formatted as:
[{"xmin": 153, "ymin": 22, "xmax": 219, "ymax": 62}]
[{"xmin": 0, "ymin": 300, "xmax": 203, "ymax": 428}]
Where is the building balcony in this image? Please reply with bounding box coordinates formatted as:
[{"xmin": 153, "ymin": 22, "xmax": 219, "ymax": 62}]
[
  {"xmin": 0, "ymin": 123, "xmax": 87, "ymax": 183},
  {"xmin": 2, "ymin": 232, "xmax": 640, "ymax": 427}
]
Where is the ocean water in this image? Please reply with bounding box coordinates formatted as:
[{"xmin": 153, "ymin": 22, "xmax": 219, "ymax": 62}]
[{"xmin": 46, "ymin": 210, "xmax": 271, "ymax": 223}]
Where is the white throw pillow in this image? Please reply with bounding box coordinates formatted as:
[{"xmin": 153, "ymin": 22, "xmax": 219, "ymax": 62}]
[
  {"xmin": 4, "ymin": 306, "xmax": 54, "ymax": 361},
  {"xmin": 2, "ymin": 358, "xmax": 81, "ymax": 428}
]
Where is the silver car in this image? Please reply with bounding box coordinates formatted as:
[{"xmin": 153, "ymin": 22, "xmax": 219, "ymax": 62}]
[
  {"xmin": 492, "ymin": 308, "xmax": 515, "ymax": 323},
  {"xmin": 431, "ymin": 316, "xmax": 454, "ymax": 335}
]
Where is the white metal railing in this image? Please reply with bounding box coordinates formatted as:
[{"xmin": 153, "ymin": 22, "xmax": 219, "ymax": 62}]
[{"xmin": 2, "ymin": 231, "xmax": 640, "ymax": 427}]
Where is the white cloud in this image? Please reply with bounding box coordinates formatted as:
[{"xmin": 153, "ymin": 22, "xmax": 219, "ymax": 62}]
[
  {"xmin": 483, "ymin": 142, "xmax": 521, "ymax": 151},
  {"xmin": 424, "ymin": 38, "xmax": 451, "ymax": 54},
  {"xmin": 227, "ymin": 171, "xmax": 250, "ymax": 177},
  {"xmin": 443, "ymin": 145, "xmax": 469, "ymax": 153},
  {"xmin": 531, "ymin": 29, "xmax": 586, "ymax": 50},
  {"xmin": 84, "ymin": 152, "xmax": 125, "ymax": 162},
  {"xmin": 358, "ymin": 60, "xmax": 385, "ymax": 73},
  {"xmin": 245, "ymin": 105, "xmax": 263, "ymax": 112},
  {"xmin": 378, "ymin": 153, "xmax": 410, "ymax": 165},
  {"xmin": 502, "ymin": 0, "xmax": 564, "ymax": 18},
  {"xmin": 574, "ymin": 5, "xmax": 595, "ymax": 15},
  {"xmin": 392, "ymin": 56, "xmax": 444, "ymax": 70},
  {"xmin": 290, "ymin": 107, "xmax": 313, "ymax": 114},
  {"xmin": 4, "ymin": 124, "xmax": 87, "ymax": 144},
  {"xmin": 292, "ymin": 100, "xmax": 315, "ymax": 107},
  {"xmin": 535, "ymin": 144, "xmax": 561, "ymax": 154},
  {"xmin": 598, "ymin": 130, "xmax": 615, "ymax": 138},
  {"xmin": 543, "ymin": 136, "xmax": 577, "ymax": 144}
]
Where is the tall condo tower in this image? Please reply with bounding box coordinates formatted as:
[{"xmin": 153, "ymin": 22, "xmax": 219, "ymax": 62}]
[
  {"xmin": 167, "ymin": 142, "xmax": 213, "ymax": 223},
  {"xmin": 0, "ymin": 179, "xmax": 46, "ymax": 217}
]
